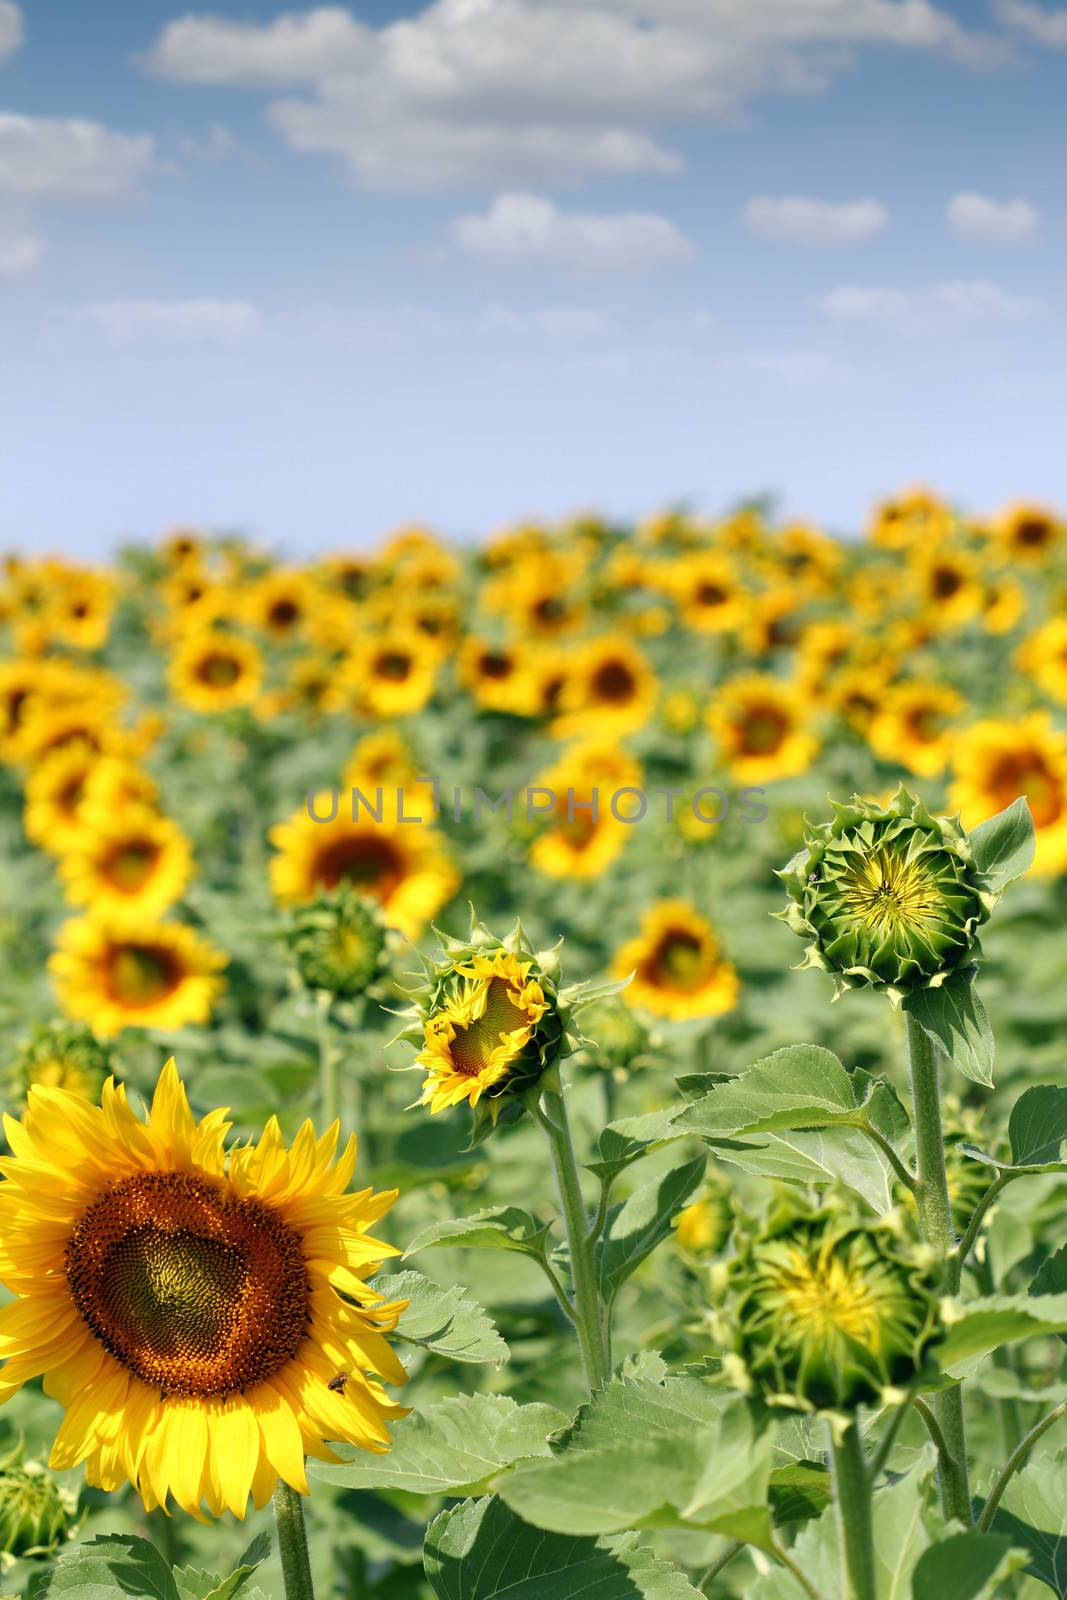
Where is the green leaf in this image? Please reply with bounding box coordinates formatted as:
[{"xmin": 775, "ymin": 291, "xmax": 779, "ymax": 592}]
[
  {"xmin": 596, "ymin": 1155, "xmax": 706, "ymax": 1299},
  {"xmin": 1010, "ymin": 1086, "xmax": 1067, "ymax": 1167},
  {"xmin": 768, "ymin": 1460, "xmax": 831, "ymax": 1525},
  {"xmin": 38, "ymin": 1535, "xmax": 180, "ymax": 1600},
  {"xmin": 309, "ymin": 1393, "xmax": 567, "ymax": 1497},
  {"xmin": 911, "ymin": 1532, "xmax": 1030, "ymax": 1599},
  {"xmin": 969, "ymin": 797, "xmax": 1035, "ymax": 890},
  {"xmin": 1031, "ymin": 1246, "xmax": 1067, "ymax": 1345},
  {"xmin": 670, "ymin": 1045, "xmax": 860, "ymax": 1136},
  {"xmin": 371, "ymin": 1270, "xmax": 509, "ymax": 1366},
  {"xmin": 403, "ymin": 1206, "xmax": 552, "ymax": 1261},
  {"xmin": 424, "ymin": 1497, "xmax": 704, "ymax": 1600},
  {"xmin": 902, "ymin": 974, "xmax": 994, "ymax": 1088},
  {"xmin": 988, "ymin": 1445, "xmax": 1067, "ymax": 1596},
  {"xmin": 585, "ymin": 1111, "xmax": 681, "ymax": 1182},
  {"xmin": 500, "ymin": 1368, "xmax": 771, "ymax": 1545},
  {"xmin": 938, "ymin": 1293, "xmax": 1067, "ymax": 1369},
  {"xmin": 713, "ymin": 1125, "xmax": 897, "ymax": 1214}
]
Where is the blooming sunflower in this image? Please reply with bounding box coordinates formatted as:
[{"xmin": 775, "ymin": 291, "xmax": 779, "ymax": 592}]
[
  {"xmin": 269, "ymin": 797, "xmax": 458, "ymax": 937},
  {"xmin": 416, "ymin": 947, "xmax": 553, "ymax": 1115},
  {"xmin": 527, "ymin": 741, "xmax": 643, "ymax": 880},
  {"xmin": 1017, "ymin": 617, "xmax": 1067, "ymax": 706},
  {"xmin": 337, "ymin": 629, "xmax": 440, "ymax": 719},
  {"xmin": 169, "ymin": 630, "xmax": 263, "ymax": 714},
  {"xmin": 948, "ymin": 713, "xmax": 1067, "ymax": 876},
  {"xmin": 910, "ymin": 547, "xmax": 983, "ymax": 630},
  {"xmin": 245, "ymin": 570, "xmax": 318, "ymax": 641},
  {"xmin": 993, "ymin": 502, "xmax": 1062, "ymax": 565},
  {"xmin": 552, "ymin": 634, "xmax": 656, "ymax": 739},
  {"xmin": 867, "ymin": 680, "xmax": 964, "ymax": 778},
  {"xmin": 49, "ymin": 916, "xmax": 227, "ymax": 1038},
  {"xmin": 58, "ymin": 805, "xmax": 194, "ymax": 921},
  {"xmin": 868, "ymin": 489, "xmax": 954, "ymax": 551},
  {"xmin": 657, "ymin": 552, "xmax": 747, "ymax": 635},
  {"xmin": 613, "ymin": 901, "xmax": 739, "ymax": 1021},
  {"xmin": 706, "ymin": 674, "xmax": 818, "ymax": 784},
  {"xmin": 0, "ymin": 1060, "xmax": 407, "ymax": 1516},
  {"xmin": 22, "ymin": 741, "xmax": 102, "ymax": 856},
  {"xmin": 45, "ymin": 571, "xmax": 117, "ymax": 653},
  {"xmin": 458, "ymin": 638, "xmax": 543, "ymax": 717}
]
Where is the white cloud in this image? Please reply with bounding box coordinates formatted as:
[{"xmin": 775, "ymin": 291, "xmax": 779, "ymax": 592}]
[
  {"xmin": 178, "ymin": 123, "xmax": 240, "ymax": 163},
  {"xmin": 453, "ymin": 193, "xmax": 695, "ymax": 270},
  {"xmin": 0, "ymin": 114, "xmax": 155, "ymax": 201},
  {"xmin": 478, "ymin": 303, "xmax": 614, "ymax": 339},
  {"xmin": 996, "ymin": 0, "xmax": 1067, "ymax": 46},
  {"xmin": 0, "ymin": 2, "xmax": 22, "ymax": 63},
  {"xmin": 0, "ymin": 226, "xmax": 41, "ymax": 278},
  {"xmin": 745, "ymin": 349, "xmax": 852, "ymax": 387},
  {"xmin": 143, "ymin": 1, "xmax": 999, "ymax": 191},
  {"xmin": 822, "ymin": 279, "xmax": 1041, "ymax": 329},
  {"xmin": 78, "ymin": 299, "xmax": 260, "ymax": 346},
  {"xmin": 745, "ymin": 195, "xmax": 888, "ymax": 244},
  {"xmin": 947, "ymin": 191, "xmax": 1039, "ymax": 244}
]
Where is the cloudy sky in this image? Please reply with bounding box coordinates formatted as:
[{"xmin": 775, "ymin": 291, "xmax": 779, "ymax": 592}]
[{"xmin": 1, "ymin": 0, "xmax": 1065, "ymax": 555}]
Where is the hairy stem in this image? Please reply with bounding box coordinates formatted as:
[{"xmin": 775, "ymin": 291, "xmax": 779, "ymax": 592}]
[
  {"xmin": 534, "ymin": 1089, "xmax": 610, "ymax": 1391},
  {"xmin": 274, "ymin": 1481, "xmax": 316, "ymax": 1600},
  {"xmin": 829, "ymin": 1421, "xmax": 877, "ymax": 1600},
  {"xmin": 978, "ymin": 1400, "xmax": 1067, "ymax": 1532}
]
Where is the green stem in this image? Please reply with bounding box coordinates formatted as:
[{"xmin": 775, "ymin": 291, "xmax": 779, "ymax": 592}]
[
  {"xmin": 534, "ymin": 1088, "xmax": 610, "ymax": 1392},
  {"xmin": 829, "ymin": 1421, "xmax": 877, "ymax": 1600},
  {"xmin": 698, "ymin": 1541, "xmax": 743, "ymax": 1593},
  {"xmin": 978, "ymin": 1400, "xmax": 1067, "ymax": 1532},
  {"xmin": 904, "ymin": 1014, "xmax": 973, "ymax": 1525},
  {"xmin": 273, "ymin": 1481, "xmax": 316, "ymax": 1600},
  {"xmin": 858, "ymin": 1118, "xmax": 918, "ymax": 1193},
  {"xmin": 316, "ymin": 990, "xmax": 338, "ymax": 1131},
  {"xmin": 866, "ymin": 1402, "xmax": 909, "ymax": 1485},
  {"xmin": 953, "ymin": 1172, "xmax": 1010, "ymax": 1277}
]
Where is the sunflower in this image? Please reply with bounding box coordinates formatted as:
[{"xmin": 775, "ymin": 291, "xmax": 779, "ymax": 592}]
[
  {"xmin": 1017, "ymin": 618, "xmax": 1067, "ymax": 705},
  {"xmin": 551, "ymin": 634, "xmax": 657, "ymax": 739},
  {"xmin": 980, "ymin": 575, "xmax": 1025, "ymax": 636},
  {"xmin": 269, "ymin": 798, "xmax": 458, "ymax": 936},
  {"xmin": 994, "ymin": 503, "xmax": 1062, "ymax": 565},
  {"xmin": 59, "ymin": 806, "xmax": 194, "ymax": 921},
  {"xmin": 868, "ymin": 489, "xmax": 955, "ymax": 550},
  {"xmin": 45, "ymin": 571, "xmax": 118, "ymax": 652},
  {"xmin": 867, "ymin": 680, "xmax": 964, "ymax": 777},
  {"xmin": 7, "ymin": 697, "xmax": 127, "ymax": 769},
  {"xmin": 80, "ymin": 758, "xmax": 161, "ymax": 818},
  {"xmin": 766, "ymin": 523, "xmax": 843, "ymax": 596},
  {"xmin": 245, "ymin": 570, "xmax": 318, "ymax": 641},
  {"xmin": 910, "ymin": 547, "xmax": 983, "ymax": 629},
  {"xmin": 169, "ymin": 631, "xmax": 263, "ymax": 714},
  {"xmin": 481, "ymin": 552, "xmax": 587, "ymax": 639},
  {"xmin": 337, "ymin": 630, "xmax": 440, "ymax": 719},
  {"xmin": 160, "ymin": 525, "xmax": 207, "ymax": 566},
  {"xmin": 796, "ymin": 621, "xmax": 858, "ymax": 692},
  {"xmin": 341, "ymin": 731, "xmax": 436, "ymax": 823},
  {"xmin": 0, "ymin": 659, "xmax": 45, "ymax": 763},
  {"xmin": 7, "ymin": 1020, "xmax": 113, "ymax": 1109},
  {"xmin": 825, "ymin": 665, "xmax": 897, "ymax": 736},
  {"xmin": 0, "ymin": 1060, "xmax": 408, "ymax": 1516},
  {"xmin": 22, "ymin": 741, "xmax": 104, "ymax": 856},
  {"xmin": 613, "ymin": 901, "xmax": 739, "ymax": 1021},
  {"xmin": 458, "ymin": 638, "xmax": 543, "ymax": 717},
  {"xmin": 948, "ymin": 713, "xmax": 1067, "ymax": 876},
  {"xmin": 527, "ymin": 742, "xmax": 642, "ymax": 880},
  {"xmin": 416, "ymin": 948, "xmax": 552, "ymax": 1114},
  {"xmin": 707, "ymin": 675, "xmax": 818, "ymax": 784},
  {"xmin": 741, "ymin": 586, "xmax": 806, "ymax": 657},
  {"xmin": 49, "ymin": 917, "xmax": 227, "ymax": 1038},
  {"xmin": 656, "ymin": 552, "xmax": 747, "ymax": 635}
]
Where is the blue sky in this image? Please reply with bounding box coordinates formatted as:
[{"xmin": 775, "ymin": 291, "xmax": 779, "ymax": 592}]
[{"xmin": 1, "ymin": 0, "xmax": 1065, "ymax": 556}]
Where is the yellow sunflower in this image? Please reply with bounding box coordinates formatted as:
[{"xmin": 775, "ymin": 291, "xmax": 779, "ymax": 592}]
[
  {"xmin": 169, "ymin": 631, "xmax": 263, "ymax": 714},
  {"xmin": 613, "ymin": 901, "xmax": 739, "ymax": 1021},
  {"xmin": 59, "ymin": 806, "xmax": 194, "ymax": 921},
  {"xmin": 910, "ymin": 547, "xmax": 983, "ymax": 629},
  {"xmin": 49, "ymin": 917, "xmax": 227, "ymax": 1038},
  {"xmin": 0, "ymin": 1060, "xmax": 407, "ymax": 1517},
  {"xmin": 1017, "ymin": 618, "xmax": 1067, "ymax": 705},
  {"xmin": 7, "ymin": 696, "xmax": 128, "ymax": 769},
  {"xmin": 458, "ymin": 638, "xmax": 544, "ymax": 717},
  {"xmin": 765, "ymin": 522, "xmax": 843, "ymax": 596},
  {"xmin": 337, "ymin": 630, "xmax": 440, "ymax": 719},
  {"xmin": 707, "ymin": 675, "xmax": 818, "ymax": 784},
  {"xmin": 45, "ymin": 571, "xmax": 118, "ymax": 652},
  {"xmin": 527, "ymin": 742, "xmax": 643, "ymax": 880},
  {"xmin": 245, "ymin": 570, "xmax": 318, "ymax": 641},
  {"xmin": 551, "ymin": 634, "xmax": 657, "ymax": 739},
  {"xmin": 948, "ymin": 713, "xmax": 1067, "ymax": 876},
  {"xmin": 868, "ymin": 489, "xmax": 955, "ymax": 550},
  {"xmin": 993, "ymin": 503, "xmax": 1062, "ymax": 565},
  {"xmin": 416, "ymin": 949, "xmax": 549, "ymax": 1114},
  {"xmin": 741, "ymin": 585, "xmax": 807, "ymax": 657},
  {"xmin": 341, "ymin": 732, "xmax": 437, "ymax": 824},
  {"xmin": 269, "ymin": 799, "xmax": 458, "ymax": 937},
  {"xmin": 825, "ymin": 664, "xmax": 897, "ymax": 736},
  {"xmin": 481, "ymin": 551, "xmax": 588, "ymax": 639},
  {"xmin": 796, "ymin": 621, "xmax": 858, "ymax": 693},
  {"xmin": 160, "ymin": 525, "xmax": 207, "ymax": 566},
  {"xmin": 867, "ymin": 680, "xmax": 964, "ymax": 777},
  {"xmin": 22, "ymin": 741, "xmax": 104, "ymax": 856},
  {"xmin": 981, "ymin": 576, "xmax": 1026, "ymax": 636},
  {"xmin": 656, "ymin": 552, "xmax": 747, "ymax": 635}
]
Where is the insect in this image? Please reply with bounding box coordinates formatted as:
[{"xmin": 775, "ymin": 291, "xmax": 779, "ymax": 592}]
[{"xmin": 327, "ymin": 1372, "xmax": 349, "ymax": 1394}]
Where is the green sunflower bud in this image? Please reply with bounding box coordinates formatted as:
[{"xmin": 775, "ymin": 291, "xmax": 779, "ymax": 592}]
[
  {"xmin": 777, "ymin": 787, "xmax": 995, "ymax": 1004},
  {"xmin": 286, "ymin": 886, "xmax": 388, "ymax": 999},
  {"xmin": 399, "ymin": 913, "xmax": 614, "ymax": 1135},
  {"xmin": 675, "ymin": 1171, "xmax": 733, "ymax": 1258},
  {"xmin": 576, "ymin": 995, "xmax": 651, "ymax": 1073},
  {"xmin": 721, "ymin": 1197, "xmax": 943, "ymax": 1413},
  {"xmin": 0, "ymin": 1452, "xmax": 78, "ymax": 1563},
  {"xmin": 7, "ymin": 1021, "xmax": 113, "ymax": 1109}
]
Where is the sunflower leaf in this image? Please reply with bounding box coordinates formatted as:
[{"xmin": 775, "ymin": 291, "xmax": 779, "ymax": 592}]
[
  {"xmin": 910, "ymin": 1532, "xmax": 1030, "ymax": 1599},
  {"xmin": 309, "ymin": 1393, "xmax": 567, "ymax": 1496},
  {"xmin": 402, "ymin": 1205, "xmax": 553, "ymax": 1261},
  {"xmin": 902, "ymin": 974, "xmax": 995, "ymax": 1088},
  {"xmin": 985, "ymin": 1445, "xmax": 1067, "ymax": 1596},
  {"xmin": 423, "ymin": 1496, "xmax": 705, "ymax": 1600},
  {"xmin": 937, "ymin": 1293, "xmax": 1067, "ymax": 1369},
  {"xmin": 35, "ymin": 1534, "xmax": 180, "ymax": 1600},
  {"xmin": 596, "ymin": 1154, "xmax": 706, "ymax": 1299},
  {"xmin": 370, "ymin": 1270, "xmax": 509, "ymax": 1366},
  {"xmin": 670, "ymin": 1044, "xmax": 867, "ymax": 1137},
  {"xmin": 1009, "ymin": 1085, "xmax": 1067, "ymax": 1167},
  {"xmin": 968, "ymin": 796, "xmax": 1036, "ymax": 891}
]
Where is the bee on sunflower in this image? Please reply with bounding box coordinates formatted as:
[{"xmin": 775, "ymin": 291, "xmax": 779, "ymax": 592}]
[{"xmin": 0, "ymin": 1060, "xmax": 408, "ymax": 1519}]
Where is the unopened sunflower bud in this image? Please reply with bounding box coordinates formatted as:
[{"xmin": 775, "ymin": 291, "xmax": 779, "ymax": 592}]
[
  {"xmin": 8, "ymin": 1021, "xmax": 112, "ymax": 1110},
  {"xmin": 724, "ymin": 1198, "xmax": 943, "ymax": 1412},
  {"xmin": 286, "ymin": 886, "xmax": 388, "ymax": 999},
  {"xmin": 0, "ymin": 1456, "xmax": 77, "ymax": 1563},
  {"xmin": 777, "ymin": 786, "xmax": 994, "ymax": 1004},
  {"xmin": 675, "ymin": 1174, "xmax": 733, "ymax": 1258},
  {"xmin": 578, "ymin": 996, "xmax": 650, "ymax": 1072}
]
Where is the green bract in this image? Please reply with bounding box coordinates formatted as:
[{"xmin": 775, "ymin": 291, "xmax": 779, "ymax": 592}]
[
  {"xmin": 7, "ymin": 1020, "xmax": 113, "ymax": 1108},
  {"xmin": 0, "ymin": 1452, "xmax": 78, "ymax": 1565},
  {"xmin": 721, "ymin": 1198, "xmax": 943, "ymax": 1413},
  {"xmin": 778, "ymin": 787, "xmax": 996, "ymax": 1003},
  {"xmin": 286, "ymin": 885, "xmax": 388, "ymax": 998}
]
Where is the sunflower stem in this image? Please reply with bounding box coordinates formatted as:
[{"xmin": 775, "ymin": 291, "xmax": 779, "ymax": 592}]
[
  {"xmin": 978, "ymin": 1399, "xmax": 1067, "ymax": 1532},
  {"xmin": 274, "ymin": 1481, "xmax": 317, "ymax": 1600},
  {"xmin": 315, "ymin": 990, "xmax": 338, "ymax": 1131},
  {"xmin": 535, "ymin": 1087, "xmax": 610, "ymax": 1392},
  {"xmin": 904, "ymin": 1013, "xmax": 973, "ymax": 1525},
  {"xmin": 829, "ymin": 1421, "xmax": 877, "ymax": 1600}
]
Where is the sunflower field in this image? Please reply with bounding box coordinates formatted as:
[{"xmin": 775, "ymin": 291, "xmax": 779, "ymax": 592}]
[{"xmin": 1, "ymin": 493, "xmax": 1067, "ymax": 1600}]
